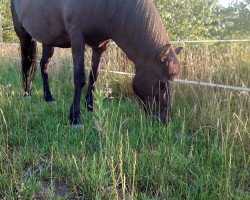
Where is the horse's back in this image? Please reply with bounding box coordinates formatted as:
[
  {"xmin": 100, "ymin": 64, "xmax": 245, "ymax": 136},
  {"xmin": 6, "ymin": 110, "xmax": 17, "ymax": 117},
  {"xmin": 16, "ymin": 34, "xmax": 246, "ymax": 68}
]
[
  {"xmin": 12, "ymin": 0, "xmax": 68, "ymax": 46},
  {"xmin": 12, "ymin": 0, "xmax": 115, "ymax": 47}
]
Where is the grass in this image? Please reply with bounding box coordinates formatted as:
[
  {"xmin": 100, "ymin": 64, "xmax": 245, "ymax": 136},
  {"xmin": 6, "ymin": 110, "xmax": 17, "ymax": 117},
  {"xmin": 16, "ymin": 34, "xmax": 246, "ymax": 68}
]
[{"xmin": 0, "ymin": 44, "xmax": 249, "ymax": 199}]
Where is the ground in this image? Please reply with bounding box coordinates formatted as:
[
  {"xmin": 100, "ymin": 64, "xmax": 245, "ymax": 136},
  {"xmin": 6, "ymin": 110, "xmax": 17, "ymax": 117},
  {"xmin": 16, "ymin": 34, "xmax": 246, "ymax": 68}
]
[{"xmin": 0, "ymin": 43, "xmax": 249, "ymax": 199}]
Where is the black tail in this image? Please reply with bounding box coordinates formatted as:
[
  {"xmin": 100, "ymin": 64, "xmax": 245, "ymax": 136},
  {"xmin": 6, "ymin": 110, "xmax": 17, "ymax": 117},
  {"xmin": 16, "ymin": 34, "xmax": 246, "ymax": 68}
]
[
  {"xmin": 29, "ymin": 39, "xmax": 37, "ymax": 82},
  {"xmin": 11, "ymin": 0, "xmax": 38, "ymax": 94}
]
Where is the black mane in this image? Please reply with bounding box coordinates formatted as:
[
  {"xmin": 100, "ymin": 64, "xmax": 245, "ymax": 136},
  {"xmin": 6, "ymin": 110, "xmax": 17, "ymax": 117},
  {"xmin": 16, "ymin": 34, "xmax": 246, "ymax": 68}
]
[{"xmin": 106, "ymin": 0, "xmax": 170, "ymax": 59}]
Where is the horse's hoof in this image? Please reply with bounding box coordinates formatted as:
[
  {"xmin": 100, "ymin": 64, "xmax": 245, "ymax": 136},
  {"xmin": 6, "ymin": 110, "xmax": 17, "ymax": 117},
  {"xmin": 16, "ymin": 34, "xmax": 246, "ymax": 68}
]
[
  {"xmin": 85, "ymin": 103, "xmax": 94, "ymax": 112},
  {"xmin": 23, "ymin": 95, "xmax": 31, "ymax": 100},
  {"xmin": 87, "ymin": 106, "xmax": 94, "ymax": 112},
  {"xmin": 24, "ymin": 92, "xmax": 30, "ymax": 96},
  {"xmin": 71, "ymin": 124, "xmax": 84, "ymax": 130},
  {"xmin": 45, "ymin": 97, "xmax": 55, "ymax": 102}
]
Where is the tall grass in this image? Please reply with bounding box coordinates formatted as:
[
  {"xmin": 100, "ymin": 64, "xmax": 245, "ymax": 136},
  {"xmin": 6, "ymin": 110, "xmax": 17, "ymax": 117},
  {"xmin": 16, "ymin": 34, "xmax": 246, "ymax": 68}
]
[{"xmin": 0, "ymin": 44, "xmax": 249, "ymax": 199}]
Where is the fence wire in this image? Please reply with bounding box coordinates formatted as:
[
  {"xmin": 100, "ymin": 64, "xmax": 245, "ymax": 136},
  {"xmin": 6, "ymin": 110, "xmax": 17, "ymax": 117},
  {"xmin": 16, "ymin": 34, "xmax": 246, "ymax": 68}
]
[{"xmin": 0, "ymin": 41, "xmax": 249, "ymax": 92}]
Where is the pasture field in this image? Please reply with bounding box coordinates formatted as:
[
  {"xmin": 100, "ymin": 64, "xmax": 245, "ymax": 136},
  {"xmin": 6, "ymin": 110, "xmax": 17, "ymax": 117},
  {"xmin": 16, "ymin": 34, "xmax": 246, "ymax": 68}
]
[{"xmin": 0, "ymin": 44, "xmax": 249, "ymax": 199}]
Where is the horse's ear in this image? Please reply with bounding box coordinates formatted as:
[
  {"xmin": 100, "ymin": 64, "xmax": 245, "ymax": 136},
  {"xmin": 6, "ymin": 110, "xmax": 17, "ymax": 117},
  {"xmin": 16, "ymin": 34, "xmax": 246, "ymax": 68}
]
[
  {"xmin": 158, "ymin": 44, "xmax": 171, "ymax": 62},
  {"xmin": 175, "ymin": 47, "xmax": 183, "ymax": 55}
]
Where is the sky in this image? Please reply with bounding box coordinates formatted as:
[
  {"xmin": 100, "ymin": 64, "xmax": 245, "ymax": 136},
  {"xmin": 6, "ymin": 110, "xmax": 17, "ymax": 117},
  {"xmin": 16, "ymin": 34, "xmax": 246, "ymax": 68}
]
[{"xmin": 219, "ymin": 0, "xmax": 233, "ymax": 7}]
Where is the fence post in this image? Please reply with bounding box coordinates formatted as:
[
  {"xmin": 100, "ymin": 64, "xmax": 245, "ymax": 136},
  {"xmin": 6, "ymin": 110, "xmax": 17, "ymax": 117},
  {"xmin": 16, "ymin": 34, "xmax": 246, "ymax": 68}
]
[{"xmin": 0, "ymin": 10, "xmax": 3, "ymax": 43}]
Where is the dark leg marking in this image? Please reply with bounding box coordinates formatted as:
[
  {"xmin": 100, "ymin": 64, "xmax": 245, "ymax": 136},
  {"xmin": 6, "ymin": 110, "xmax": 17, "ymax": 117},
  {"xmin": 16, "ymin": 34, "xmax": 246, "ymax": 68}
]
[
  {"xmin": 69, "ymin": 32, "xmax": 86, "ymax": 125},
  {"xmin": 40, "ymin": 45, "xmax": 55, "ymax": 102}
]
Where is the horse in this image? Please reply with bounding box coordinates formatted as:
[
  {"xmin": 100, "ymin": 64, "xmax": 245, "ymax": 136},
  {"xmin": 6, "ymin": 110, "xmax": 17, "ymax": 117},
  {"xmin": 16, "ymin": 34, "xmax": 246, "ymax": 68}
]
[{"xmin": 11, "ymin": 0, "xmax": 182, "ymax": 127}]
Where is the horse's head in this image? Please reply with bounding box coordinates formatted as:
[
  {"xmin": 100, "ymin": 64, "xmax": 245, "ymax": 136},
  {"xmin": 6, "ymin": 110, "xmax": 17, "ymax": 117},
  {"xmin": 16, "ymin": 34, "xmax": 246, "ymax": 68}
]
[{"xmin": 133, "ymin": 44, "xmax": 183, "ymax": 124}]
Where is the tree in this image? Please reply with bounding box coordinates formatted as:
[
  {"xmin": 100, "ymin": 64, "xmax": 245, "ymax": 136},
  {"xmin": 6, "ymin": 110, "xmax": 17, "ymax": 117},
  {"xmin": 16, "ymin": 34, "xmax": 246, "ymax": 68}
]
[
  {"xmin": 155, "ymin": 0, "xmax": 220, "ymax": 40},
  {"xmin": 0, "ymin": 0, "xmax": 17, "ymax": 42},
  {"xmin": 154, "ymin": 0, "xmax": 250, "ymax": 40},
  {"xmin": 216, "ymin": 0, "xmax": 250, "ymax": 38}
]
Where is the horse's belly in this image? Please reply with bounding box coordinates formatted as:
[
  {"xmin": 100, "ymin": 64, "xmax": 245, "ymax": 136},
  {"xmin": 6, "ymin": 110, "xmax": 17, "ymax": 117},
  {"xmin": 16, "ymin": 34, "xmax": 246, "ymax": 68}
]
[
  {"xmin": 35, "ymin": 29, "xmax": 71, "ymax": 48},
  {"xmin": 27, "ymin": 28, "xmax": 71, "ymax": 48}
]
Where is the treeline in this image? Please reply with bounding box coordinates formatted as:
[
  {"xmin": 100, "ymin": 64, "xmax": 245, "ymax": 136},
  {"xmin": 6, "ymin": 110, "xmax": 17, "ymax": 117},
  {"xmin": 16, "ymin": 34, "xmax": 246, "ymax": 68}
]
[
  {"xmin": 155, "ymin": 0, "xmax": 250, "ymax": 40},
  {"xmin": 0, "ymin": 0, "xmax": 249, "ymax": 42}
]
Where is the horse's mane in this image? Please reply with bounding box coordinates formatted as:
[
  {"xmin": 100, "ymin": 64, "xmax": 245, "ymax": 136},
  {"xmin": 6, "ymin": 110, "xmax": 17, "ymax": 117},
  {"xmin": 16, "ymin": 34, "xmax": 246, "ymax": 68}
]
[{"xmin": 107, "ymin": 0, "xmax": 170, "ymax": 59}]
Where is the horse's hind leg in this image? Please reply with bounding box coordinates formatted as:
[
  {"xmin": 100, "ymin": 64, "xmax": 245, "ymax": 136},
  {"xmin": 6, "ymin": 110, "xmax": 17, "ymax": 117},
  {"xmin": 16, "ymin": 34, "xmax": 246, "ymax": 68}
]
[
  {"xmin": 40, "ymin": 45, "xmax": 55, "ymax": 102},
  {"xmin": 20, "ymin": 35, "xmax": 37, "ymax": 97},
  {"xmin": 11, "ymin": 0, "xmax": 37, "ymax": 97},
  {"xmin": 85, "ymin": 40, "xmax": 110, "ymax": 112}
]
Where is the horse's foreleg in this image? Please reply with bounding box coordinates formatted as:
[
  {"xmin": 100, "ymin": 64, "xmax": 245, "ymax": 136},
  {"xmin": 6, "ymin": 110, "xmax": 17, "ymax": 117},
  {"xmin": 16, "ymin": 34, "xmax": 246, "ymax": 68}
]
[
  {"xmin": 40, "ymin": 45, "xmax": 55, "ymax": 102},
  {"xmin": 69, "ymin": 34, "xmax": 86, "ymax": 126},
  {"xmin": 85, "ymin": 41, "xmax": 109, "ymax": 112}
]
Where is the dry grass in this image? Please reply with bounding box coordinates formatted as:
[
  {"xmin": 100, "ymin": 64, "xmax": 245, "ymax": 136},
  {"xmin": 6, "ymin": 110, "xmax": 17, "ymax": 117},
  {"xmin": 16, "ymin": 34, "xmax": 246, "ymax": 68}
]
[{"xmin": 0, "ymin": 43, "xmax": 249, "ymax": 199}]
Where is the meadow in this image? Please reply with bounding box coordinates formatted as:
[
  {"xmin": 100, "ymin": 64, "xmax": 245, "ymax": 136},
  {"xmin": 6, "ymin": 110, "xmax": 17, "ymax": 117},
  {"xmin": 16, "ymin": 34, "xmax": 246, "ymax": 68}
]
[{"xmin": 0, "ymin": 43, "xmax": 249, "ymax": 199}]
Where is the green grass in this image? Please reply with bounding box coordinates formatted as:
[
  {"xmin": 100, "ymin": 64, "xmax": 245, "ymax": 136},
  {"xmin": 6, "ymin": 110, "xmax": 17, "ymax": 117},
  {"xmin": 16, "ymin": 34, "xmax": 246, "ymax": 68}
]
[{"xmin": 0, "ymin": 47, "xmax": 249, "ymax": 199}]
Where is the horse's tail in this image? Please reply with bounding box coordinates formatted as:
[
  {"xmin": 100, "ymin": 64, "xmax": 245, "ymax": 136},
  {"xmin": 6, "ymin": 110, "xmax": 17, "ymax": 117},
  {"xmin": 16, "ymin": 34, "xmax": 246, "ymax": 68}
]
[
  {"xmin": 29, "ymin": 39, "xmax": 38, "ymax": 82},
  {"xmin": 11, "ymin": 0, "xmax": 37, "ymax": 83}
]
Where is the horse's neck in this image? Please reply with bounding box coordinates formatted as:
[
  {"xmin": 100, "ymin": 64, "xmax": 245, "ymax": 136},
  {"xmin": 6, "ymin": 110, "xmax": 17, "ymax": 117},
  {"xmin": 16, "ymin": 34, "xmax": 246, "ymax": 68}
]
[
  {"xmin": 110, "ymin": 0, "xmax": 169, "ymax": 70},
  {"xmin": 114, "ymin": 38, "xmax": 144, "ymax": 68}
]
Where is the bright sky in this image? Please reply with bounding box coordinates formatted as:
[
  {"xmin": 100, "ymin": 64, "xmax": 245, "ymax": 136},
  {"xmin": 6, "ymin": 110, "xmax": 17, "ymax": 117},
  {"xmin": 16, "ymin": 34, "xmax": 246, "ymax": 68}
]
[{"xmin": 219, "ymin": 0, "xmax": 233, "ymax": 7}]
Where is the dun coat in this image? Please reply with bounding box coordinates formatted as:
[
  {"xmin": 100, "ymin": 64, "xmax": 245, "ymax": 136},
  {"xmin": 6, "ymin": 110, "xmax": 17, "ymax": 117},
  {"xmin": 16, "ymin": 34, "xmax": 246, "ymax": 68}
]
[{"xmin": 11, "ymin": 0, "xmax": 182, "ymax": 126}]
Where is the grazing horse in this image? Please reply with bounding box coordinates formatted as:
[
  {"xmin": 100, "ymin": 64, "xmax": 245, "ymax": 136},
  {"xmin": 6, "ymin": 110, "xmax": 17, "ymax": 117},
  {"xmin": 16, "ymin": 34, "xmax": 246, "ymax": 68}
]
[{"xmin": 11, "ymin": 0, "xmax": 182, "ymax": 127}]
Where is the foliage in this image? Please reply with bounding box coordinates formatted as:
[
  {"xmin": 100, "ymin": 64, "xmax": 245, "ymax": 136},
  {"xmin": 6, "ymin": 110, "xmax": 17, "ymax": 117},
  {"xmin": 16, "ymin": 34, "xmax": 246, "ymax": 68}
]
[
  {"xmin": 215, "ymin": 0, "xmax": 250, "ymax": 38},
  {"xmin": 155, "ymin": 0, "xmax": 250, "ymax": 40},
  {"xmin": 155, "ymin": 0, "xmax": 220, "ymax": 40},
  {"xmin": 0, "ymin": 0, "xmax": 17, "ymax": 42}
]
